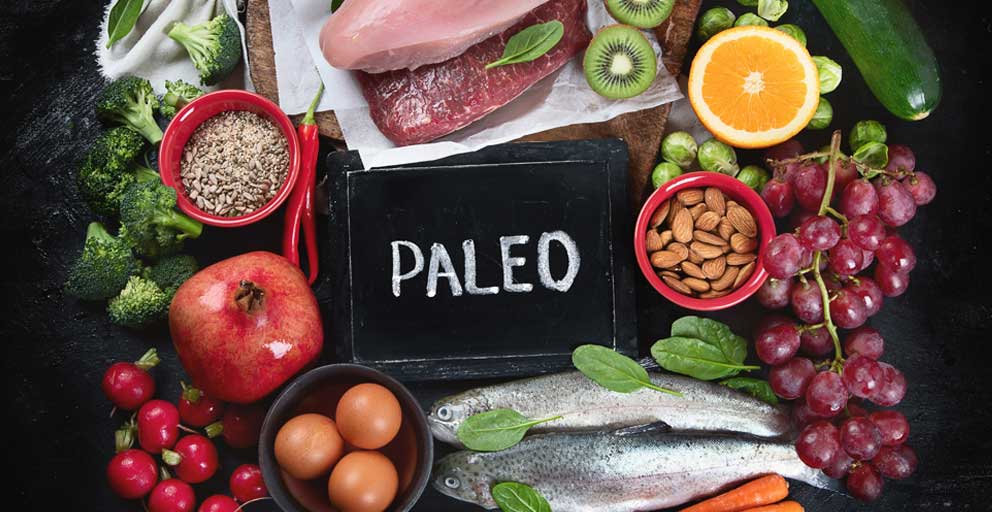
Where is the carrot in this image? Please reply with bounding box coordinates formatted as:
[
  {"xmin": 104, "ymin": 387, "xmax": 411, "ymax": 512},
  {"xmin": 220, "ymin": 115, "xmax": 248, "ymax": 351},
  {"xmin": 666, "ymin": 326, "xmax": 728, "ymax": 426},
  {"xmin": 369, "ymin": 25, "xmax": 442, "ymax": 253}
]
[
  {"xmin": 680, "ymin": 474, "xmax": 790, "ymax": 512},
  {"xmin": 740, "ymin": 501, "xmax": 804, "ymax": 512}
]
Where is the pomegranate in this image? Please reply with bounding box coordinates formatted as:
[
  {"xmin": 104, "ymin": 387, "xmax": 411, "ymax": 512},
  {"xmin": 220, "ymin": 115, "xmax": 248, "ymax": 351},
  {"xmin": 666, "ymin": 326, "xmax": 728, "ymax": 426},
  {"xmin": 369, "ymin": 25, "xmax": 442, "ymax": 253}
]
[{"xmin": 169, "ymin": 252, "xmax": 323, "ymax": 403}]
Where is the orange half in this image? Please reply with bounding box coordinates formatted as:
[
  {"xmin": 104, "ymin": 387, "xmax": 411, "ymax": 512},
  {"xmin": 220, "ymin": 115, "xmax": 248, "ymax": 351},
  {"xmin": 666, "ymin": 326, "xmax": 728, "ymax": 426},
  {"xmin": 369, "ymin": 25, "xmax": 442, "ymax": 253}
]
[{"xmin": 688, "ymin": 26, "xmax": 820, "ymax": 149}]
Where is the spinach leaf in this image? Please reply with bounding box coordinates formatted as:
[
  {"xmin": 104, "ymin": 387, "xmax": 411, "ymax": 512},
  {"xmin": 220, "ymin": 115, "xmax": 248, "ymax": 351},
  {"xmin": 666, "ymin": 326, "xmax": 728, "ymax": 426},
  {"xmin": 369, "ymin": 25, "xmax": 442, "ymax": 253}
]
[
  {"xmin": 106, "ymin": 0, "xmax": 146, "ymax": 49},
  {"xmin": 720, "ymin": 377, "xmax": 779, "ymax": 405},
  {"xmin": 572, "ymin": 344, "xmax": 681, "ymax": 396},
  {"xmin": 492, "ymin": 482, "xmax": 551, "ymax": 512},
  {"xmin": 457, "ymin": 409, "xmax": 561, "ymax": 452},
  {"xmin": 331, "ymin": 0, "xmax": 344, "ymax": 12},
  {"xmin": 651, "ymin": 336, "xmax": 759, "ymax": 381},
  {"xmin": 670, "ymin": 316, "xmax": 748, "ymax": 366},
  {"xmin": 486, "ymin": 20, "xmax": 564, "ymax": 69}
]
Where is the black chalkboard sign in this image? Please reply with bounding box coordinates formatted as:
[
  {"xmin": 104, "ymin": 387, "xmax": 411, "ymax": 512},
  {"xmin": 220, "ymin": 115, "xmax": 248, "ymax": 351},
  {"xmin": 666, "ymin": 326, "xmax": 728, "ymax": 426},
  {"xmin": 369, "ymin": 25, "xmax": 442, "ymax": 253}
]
[{"xmin": 326, "ymin": 140, "xmax": 636, "ymax": 381}]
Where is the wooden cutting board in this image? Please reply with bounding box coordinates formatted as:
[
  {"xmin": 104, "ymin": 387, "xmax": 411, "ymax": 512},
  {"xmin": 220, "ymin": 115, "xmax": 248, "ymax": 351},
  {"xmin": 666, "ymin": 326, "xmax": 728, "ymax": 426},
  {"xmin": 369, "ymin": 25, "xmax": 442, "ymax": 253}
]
[{"xmin": 245, "ymin": 0, "xmax": 702, "ymax": 207}]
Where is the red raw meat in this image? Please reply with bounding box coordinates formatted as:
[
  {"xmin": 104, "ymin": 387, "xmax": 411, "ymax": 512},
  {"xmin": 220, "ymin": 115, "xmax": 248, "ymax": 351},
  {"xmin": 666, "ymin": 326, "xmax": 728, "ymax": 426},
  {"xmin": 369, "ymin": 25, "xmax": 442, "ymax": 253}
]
[{"xmin": 356, "ymin": 0, "xmax": 591, "ymax": 146}]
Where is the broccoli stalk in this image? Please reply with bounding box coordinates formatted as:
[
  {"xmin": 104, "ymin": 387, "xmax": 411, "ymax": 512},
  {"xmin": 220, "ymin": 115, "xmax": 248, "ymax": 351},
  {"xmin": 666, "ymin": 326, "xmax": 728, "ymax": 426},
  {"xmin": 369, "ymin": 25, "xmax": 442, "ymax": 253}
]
[
  {"xmin": 107, "ymin": 276, "xmax": 171, "ymax": 328},
  {"xmin": 96, "ymin": 76, "xmax": 164, "ymax": 145},
  {"xmin": 120, "ymin": 181, "xmax": 203, "ymax": 260},
  {"xmin": 77, "ymin": 127, "xmax": 153, "ymax": 217},
  {"xmin": 160, "ymin": 80, "xmax": 204, "ymax": 118},
  {"xmin": 65, "ymin": 222, "xmax": 140, "ymax": 301},
  {"xmin": 167, "ymin": 14, "xmax": 242, "ymax": 86}
]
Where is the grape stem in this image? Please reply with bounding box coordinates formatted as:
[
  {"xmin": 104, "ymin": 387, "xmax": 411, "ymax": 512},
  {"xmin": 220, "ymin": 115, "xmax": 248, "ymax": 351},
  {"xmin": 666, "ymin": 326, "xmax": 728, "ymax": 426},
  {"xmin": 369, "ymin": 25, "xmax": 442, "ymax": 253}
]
[{"xmin": 812, "ymin": 131, "xmax": 846, "ymax": 367}]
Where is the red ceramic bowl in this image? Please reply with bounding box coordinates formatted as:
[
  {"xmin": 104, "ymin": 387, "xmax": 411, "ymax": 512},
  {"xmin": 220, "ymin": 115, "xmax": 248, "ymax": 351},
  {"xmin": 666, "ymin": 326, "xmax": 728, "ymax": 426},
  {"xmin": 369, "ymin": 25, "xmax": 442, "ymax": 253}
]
[
  {"xmin": 635, "ymin": 172, "xmax": 776, "ymax": 311},
  {"xmin": 160, "ymin": 89, "xmax": 301, "ymax": 228}
]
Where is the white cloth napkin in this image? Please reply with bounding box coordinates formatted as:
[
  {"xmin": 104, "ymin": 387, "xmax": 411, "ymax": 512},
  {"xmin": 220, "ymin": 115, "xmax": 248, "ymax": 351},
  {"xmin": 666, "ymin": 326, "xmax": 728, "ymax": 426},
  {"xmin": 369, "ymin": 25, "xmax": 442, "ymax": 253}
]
[{"xmin": 95, "ymin": 0, "xmax": 252, "ymax": 93}]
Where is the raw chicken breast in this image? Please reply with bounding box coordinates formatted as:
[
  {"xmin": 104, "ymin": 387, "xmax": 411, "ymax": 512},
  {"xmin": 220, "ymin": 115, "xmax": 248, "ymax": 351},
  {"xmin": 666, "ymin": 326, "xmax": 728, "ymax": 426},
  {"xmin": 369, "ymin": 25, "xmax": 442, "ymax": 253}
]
[{"xmin": 319, "ymin": 0, "xmax": 550, "ymax": 73}]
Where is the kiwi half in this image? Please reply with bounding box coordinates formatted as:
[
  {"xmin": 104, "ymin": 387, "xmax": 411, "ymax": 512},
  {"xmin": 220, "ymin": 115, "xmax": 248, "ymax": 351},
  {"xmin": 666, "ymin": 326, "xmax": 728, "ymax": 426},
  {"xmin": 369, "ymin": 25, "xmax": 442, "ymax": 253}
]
[
  {"xmin": 605, "ymin": 0, "xmax": 675, "ymax": 29},
  {"xmin": 583, "ymin": 24, "xmax": 658, "ymax": 99}
]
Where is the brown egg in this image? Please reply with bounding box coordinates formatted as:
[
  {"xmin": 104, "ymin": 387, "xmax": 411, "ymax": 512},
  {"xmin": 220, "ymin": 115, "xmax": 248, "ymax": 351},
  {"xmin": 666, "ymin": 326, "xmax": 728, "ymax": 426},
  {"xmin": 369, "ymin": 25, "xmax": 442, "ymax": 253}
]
[
  {"xmin": 327, "ymin": 451, "xmax": 398, "ymax": 512},
  {"xmin": 335, "ymin": 383, "xmax": 402, "ymax": 450},
  {"xmin": 275, "ymin": 414, "xmax": 344, "ymax": 480}
]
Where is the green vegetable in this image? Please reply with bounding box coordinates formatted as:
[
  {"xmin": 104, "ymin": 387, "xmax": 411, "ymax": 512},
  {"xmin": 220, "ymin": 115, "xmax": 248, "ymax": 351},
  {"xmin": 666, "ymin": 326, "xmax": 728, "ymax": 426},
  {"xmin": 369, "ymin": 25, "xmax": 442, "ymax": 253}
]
[
  {"xmin": 572, "ymin": 344, "xmax": 681, "ymax": 396},
  {"xmin": 106, "ymin": 0, "xmax": 146, "ymax": 48},
  {"xmin": 492, "ymin": 482, "xmax": 551, "ymax": 512},
  {"xmin": 144, "ymin": 254, "xmax": 198, "ymax": 297},
  {"xmin": 487, "ymin": 21, "xmax": 564, "ymax": 69},
  {"xmin": 853, "ymin": 141, "xmax": 889, "ymax": 169},
  {"xmin": 807, "ymin": 96, "xmax": 833, "ymax": 130},
  {"xmin": 96, "ymin": 76, "xmax": 164, "ymax": 145},
  {"xmin": 849, "ymin": 120, "xmax": 887, "ymax": 152},
  {"xmin": 119, "ymin": 181, "xmax": 203, "ymax": 260},
  {"xmin": 660, "ymin": 131, "xmax": 698, "ymax": 169},
  {"xmin": 811, "ymin": 0, "xmax": 941, "ymax": 121},
  {"xmin": 77, "ymin": 127, "xmax": 156, "ymax": 216},
  {"xmin": 813, "ymin": 144, "xmax": 832, "ymax": 164},
  {"xmin": 812, "ymin": 56, "xmax": 843, "ymax": 94},
  {"xmin": 697, "ymin": 138, "xmax": 739, "ymax": 176},
  {"xmin": 736, "ymin": 0, "xmax": 758, "ymax": 6},
  {"xmin": 696, "ymin": 7, "xmax": 735, "ymax": 41},
  {"xmin": 670, "ymin": 316, "xmax": 748, "ymax": 367},
  {"xmin": 456, "ymin": 409, "xmax": 561, "ymax": 452},
  {"xmin": 160, "ymin": 80, "xmax": 204, "ymax": 118},
  {"xmin": 651, "ymin": 163, "xmax": 683, "ymax": 189},
  {"xmin": 65, "ymin": 222, "xmax": 140, "ymax": 301},
  {"xmin": 107, "ymin": 276, "xmax": 171, "ymax": 328},
  {"xmin": 757, "ymin": 0, "xmax": 788, "ymax": 21},
  {"xmin": 651, "ymin": 316, "xmax": 759, "ymax": 381},
  {"xmin": 775, "ymin": 24, "xmax": 806, "ymax": 46},
  {"xmin": 736, "ymin": 165, "xmax": 769, "ymax": 191},
  {"xmin": 167, "ymin": 14, "xmax": 242, "ymax": 86},
  {"xmin": 720, "ymin": 377, "xmax": 779, "ymax": 405},
  {"xmin": 734, "ymin": 13, "xmax": 768, "ymax": 27}
]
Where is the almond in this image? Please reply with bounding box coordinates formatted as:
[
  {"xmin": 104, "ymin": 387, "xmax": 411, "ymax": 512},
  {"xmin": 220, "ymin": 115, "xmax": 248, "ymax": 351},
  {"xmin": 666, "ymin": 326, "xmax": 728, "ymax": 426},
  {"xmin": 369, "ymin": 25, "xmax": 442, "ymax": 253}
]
[
  {"xmin": 695, "ymin": 211, "xmax": 721, "ymax": 232},
  {"xmin": 651, "ymin": 250, "xmax": 683, "ymax": 269},
  {"xmin": 681, "ymin": 261, "xmax": 706, "ymax": 280},
  {"xmin": 667, "ymin": 242, "xmax": 690, "ymax": 261},
  {"xmin": 650, "ymin": 200, "xmax": 671, "ymax": 229},
  {"xmin": 726, "ymin": 252, "xmax": 757, "ymax": 266},
  {"xmin": 704, "ymin": 187, "xmax": 726, "ymax": 216},
  {"xmin": 690, "ymin": 241, "xmax": 724, "ymax": 260},
  {"xmin": 730, "ymin": 233, "xmax": 758, "ymax": 254},
  {"xmin": 668, "ymin": 201, "xmax": 684, "ymax": 225},
  {"xmin": 727, "ymin": 205, "xmax": 757, "ymax": 237},
  {"xmin": 677, "ymin": 188, "xmax": 704, "ymax": 206},
  {"xmin": 700, "ymin": 289, "xmax": 730, "ymax": 299},
  {"xmin": 702, "ymin": 256, "xmax": 727, "ymax": 280},
  {"xmin": 727, "ymin": 200, "xmax": 739, "ymax": 209},
  {"xmin": 718, "ymin": 217, "xmax": 736, "ymax": 241},
  {"xmin": 659, "ymin": 230, "xmax": 674, "ymax": 247},
  {"xmin": 734, "ymin": 262, "xmax": 756, "ymax": 289},
  {"xmin": 694, "ymin": 230, "xmax": 728, "ymax": 247},
  {"xmin": 659, "ymin": 270, "xmax": 681, "ymax": 280},
  {"xmin": 672, "ymin": 207, "xmax": 694, "ymax": 243},
  {"xmin": 683, "ymin": 277, "xmax": 711, "ymax": 293},
  {"xmin": 662, "ymin": 275, "xmax": 693, "ymax": 295},
  {"xmin": 711, "ymin": 266, "xmax": 740, "ymax": 292},
  {"xmin": 688, "ymin": 248, "xmax": 706, "ymax": 265},
  {"xmin": 645, "ymin": 230, "xmax": 664, "ymax": 252},
  {"xmin": 689, "ymin": 203, "xmax": 708, "ymax": 221}
]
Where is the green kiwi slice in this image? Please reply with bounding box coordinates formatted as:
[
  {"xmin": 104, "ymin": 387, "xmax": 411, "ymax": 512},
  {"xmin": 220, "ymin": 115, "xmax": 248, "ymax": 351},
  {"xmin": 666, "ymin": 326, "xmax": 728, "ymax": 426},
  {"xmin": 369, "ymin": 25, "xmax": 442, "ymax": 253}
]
[
  {"xmin": 583, "ymin": 24, "xmax": 658, "ymax": 99},
  {"xmin": 605, "ymin": 0, "xmax": 676, "ymax": 29}
]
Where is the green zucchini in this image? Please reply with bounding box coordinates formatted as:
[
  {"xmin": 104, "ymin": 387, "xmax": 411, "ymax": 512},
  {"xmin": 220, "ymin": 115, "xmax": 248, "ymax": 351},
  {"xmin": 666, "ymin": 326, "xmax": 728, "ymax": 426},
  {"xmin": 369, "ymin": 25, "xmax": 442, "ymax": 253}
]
[{"xmin": 812, "ymin": 0, "xmax": 941, "ymax": 121}]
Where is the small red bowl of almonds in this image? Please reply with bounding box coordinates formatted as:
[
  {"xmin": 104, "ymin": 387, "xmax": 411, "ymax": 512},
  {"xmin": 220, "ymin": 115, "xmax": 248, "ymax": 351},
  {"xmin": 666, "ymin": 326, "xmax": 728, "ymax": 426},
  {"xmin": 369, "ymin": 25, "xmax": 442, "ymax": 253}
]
[{"xmin": 635, "ymin": 172, "xmax": 776, "ymax": 311}]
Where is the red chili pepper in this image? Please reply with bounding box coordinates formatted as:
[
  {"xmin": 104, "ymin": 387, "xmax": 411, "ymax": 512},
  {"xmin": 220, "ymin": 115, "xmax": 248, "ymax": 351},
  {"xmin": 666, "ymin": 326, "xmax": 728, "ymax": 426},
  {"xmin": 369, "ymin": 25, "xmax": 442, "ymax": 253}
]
[{"xmin": 283, "ymin": 82, "xmax": 323, "ymax": 284}]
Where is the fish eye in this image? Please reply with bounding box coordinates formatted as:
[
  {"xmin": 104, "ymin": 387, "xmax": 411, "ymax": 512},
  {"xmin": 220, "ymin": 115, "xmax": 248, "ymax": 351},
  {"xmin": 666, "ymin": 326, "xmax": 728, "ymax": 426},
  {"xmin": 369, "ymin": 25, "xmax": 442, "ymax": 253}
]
[
  {"xmin": 437, "ymin": 406, "xmax": 453, "ymax": 421},
  {"xmin": 444, "ymin": 476, "xmax": 460, "ymax": 489}
]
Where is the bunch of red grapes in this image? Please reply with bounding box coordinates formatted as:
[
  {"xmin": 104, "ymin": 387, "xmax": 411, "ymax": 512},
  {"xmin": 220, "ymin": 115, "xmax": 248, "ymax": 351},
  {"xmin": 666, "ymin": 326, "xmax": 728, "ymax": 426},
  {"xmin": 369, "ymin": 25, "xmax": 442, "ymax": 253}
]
[{"xmin": 752, "ymin": 131, "xmax": 934, "ymax": 501}]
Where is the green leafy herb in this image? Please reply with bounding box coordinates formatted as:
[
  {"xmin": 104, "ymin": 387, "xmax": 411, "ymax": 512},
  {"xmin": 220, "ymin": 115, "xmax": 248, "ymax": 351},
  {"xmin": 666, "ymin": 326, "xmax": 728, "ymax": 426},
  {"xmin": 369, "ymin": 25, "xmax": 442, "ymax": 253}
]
[
  {"xmin": 652, "ymin": 316, "xmax": 759, "ymax": 381},
  {"xmin": 720, "ymin": 377, "xmax": 779, "ymax": 405},
  {"xmin": 670, "ymin": 316, "xmax": 748, "ymax": 368},
  {"xmin": 572, "ymin": 344, "xmax": 682, "ymax": 396},
  {"xmin": 457, "ymin": 409, "xmax": 561, "ymax": 452},
  {"xmin": 106, "ymin": 0, "xmax": 146, "ymax": 49},
  {"xmin": 486, "ymin": 20, "xmax": 564, "ymax": 69},
  {"xmin": 492, "ymin": 482, "xmax": 551, "ymax": 512},
  {"xmin": 331, "ymin": 0, "xmax": 344, "ymax": 12}
]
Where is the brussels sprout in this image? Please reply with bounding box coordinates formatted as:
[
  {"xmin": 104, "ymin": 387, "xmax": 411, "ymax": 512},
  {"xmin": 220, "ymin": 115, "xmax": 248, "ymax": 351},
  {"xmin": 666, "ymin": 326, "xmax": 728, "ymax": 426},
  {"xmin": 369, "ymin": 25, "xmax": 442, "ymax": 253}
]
[
  {"xmin": 698, "ymin": 138, "xmax": 740, "ymax": 176},
  {"xmin": 812, "ymin": 56, "xmax": 843, "ymax": 94},
  {"xmin": 849, "ymin": 120, "xmax": 888, "ymax": 152},
  {"xmin": 853, "ymin": 142, "xmax": 889, "ymax": 169},
  {"xmin": 660, "ymin": 131, "xmax": 698, "ymax": 169},
  {"xmin": 734, "ymin": 13, "xmax": 768, "ymax": 27},
  {"xmin": 736, "ymin": 0, "xmax": 759, "ymax": 6},
  {"xmin": 807, "ymin": 96, "xmax": 833, "ymax": 130},
  {"xmin": 651, "ymin": 162, "xmax": 684, "ymax": 189},
  {"xmin": 737, "ymin": 165, "xmax": 770, "ymax": 191},
  {"xmin": 758, "ymin": 0, "xmax": 788, "ymax": 21},
  {"xmin": 813, "ymin": 144, "xmax": 832, "ymax": 164},
  {"xmin": 775, "ymin": 24, "xmax": 807, "ymax": 46},
  {"xmin": 697, "ymin": 7, "xmax": 736, "ymax": 41}
]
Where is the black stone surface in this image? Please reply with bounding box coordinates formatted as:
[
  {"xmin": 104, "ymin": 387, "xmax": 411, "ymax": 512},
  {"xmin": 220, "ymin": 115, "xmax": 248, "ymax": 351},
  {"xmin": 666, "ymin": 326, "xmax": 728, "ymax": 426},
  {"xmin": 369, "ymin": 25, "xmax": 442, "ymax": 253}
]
[{"xmin": 0, "ymin": 0, "xmax": 988, "ymax": 510}]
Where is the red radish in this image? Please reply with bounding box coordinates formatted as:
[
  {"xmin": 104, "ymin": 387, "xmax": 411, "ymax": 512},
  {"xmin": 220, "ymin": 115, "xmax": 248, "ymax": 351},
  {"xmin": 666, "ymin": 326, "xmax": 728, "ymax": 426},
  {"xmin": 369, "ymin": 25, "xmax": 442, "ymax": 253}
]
[
  {"xmin": 107, "ymin": 449, "xmax": 158, "ymax": 499},
  {"xmin": 102, "ymin": 348, "xmax": 160, "ymax": 411},
  {"xmin": 164, "ymin": 434, "xmax": 219, "ymax": 484},
  {"xmin": 198, "ymin": 495, "xmax": 239, "ymax": 512},
  {"xmin": 179, "ymin": 382, "xmax": 225, "ymax": 427},
  {"xmin": 209, "ymin": 403, "xmax": 266, "ymax": 449},
  {"xmin": 230, "ymin": 464, "xmax": 268, "ymax": 502},
  {"xmin": 148, "ymin": 478, "xmax": 196, "ymax": 512},
  {"xmin": 138, "ymin": 399, "xmax": 181, "ymax": 454}
]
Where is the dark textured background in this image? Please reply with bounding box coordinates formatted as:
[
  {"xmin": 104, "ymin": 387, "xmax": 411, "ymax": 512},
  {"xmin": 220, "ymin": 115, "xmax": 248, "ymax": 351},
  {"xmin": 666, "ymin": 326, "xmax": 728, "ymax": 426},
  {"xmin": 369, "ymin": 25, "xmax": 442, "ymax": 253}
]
[{"xmin": 0, "ymin": 0, "xmax": 989, "ymax": 510}]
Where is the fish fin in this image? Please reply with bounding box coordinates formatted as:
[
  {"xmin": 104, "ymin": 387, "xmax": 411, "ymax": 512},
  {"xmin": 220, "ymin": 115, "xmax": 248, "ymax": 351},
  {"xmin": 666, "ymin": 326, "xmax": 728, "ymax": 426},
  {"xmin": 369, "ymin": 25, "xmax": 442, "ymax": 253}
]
[
  {"xmin": 612, "ymin": 421, "xmax": 672, "ymax": 436},
  {"xmin": 638, "ymin": 356, "xmax": 660, "ymax": 370}
]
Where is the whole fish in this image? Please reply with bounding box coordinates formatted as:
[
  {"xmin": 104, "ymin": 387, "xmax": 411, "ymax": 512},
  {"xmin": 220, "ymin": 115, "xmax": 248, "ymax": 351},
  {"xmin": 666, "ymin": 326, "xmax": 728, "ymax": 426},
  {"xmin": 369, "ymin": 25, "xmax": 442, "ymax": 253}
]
[
  {"xmin": 433, "ymin": 430, "xmax": 837, "ymax": 511},
  {"xmin": 428, "ymin": 371, "xmax": 792, "ymax": 446}
]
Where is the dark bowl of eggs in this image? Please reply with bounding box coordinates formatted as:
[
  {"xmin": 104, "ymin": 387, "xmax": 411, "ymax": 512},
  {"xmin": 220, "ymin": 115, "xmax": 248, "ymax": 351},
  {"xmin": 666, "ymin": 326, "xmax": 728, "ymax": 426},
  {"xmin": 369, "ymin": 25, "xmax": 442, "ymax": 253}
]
[{"xmin": 259, "ymin": 364, "xmax": 433, "ymax": 512}]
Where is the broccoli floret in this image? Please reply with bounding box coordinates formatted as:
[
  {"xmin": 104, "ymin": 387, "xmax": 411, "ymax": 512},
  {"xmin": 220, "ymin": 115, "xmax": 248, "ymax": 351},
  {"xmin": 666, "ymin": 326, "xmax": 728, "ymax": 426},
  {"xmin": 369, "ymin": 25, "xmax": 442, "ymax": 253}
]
[
  {"xmin": 77, "ymin": 127, "xmax": 152, "ymax": 217},
  {"xmin": 160, "ymin": 80, "xmax": 205, "ymax": 118},
  {"xmin": 96, "ymin": 76, "xmax": 164, "ymax": 145},
  {"xmin": 120, "ymin": 180, "xmax": 203, "ymax": 260},
  {"xmin": 144, "ymin": 254, "xmax": 198, "ymax": 297},
  {"xmin": 107, "ymin": 276, "xmax": 171, "ymax": 328},
  {"xmin": 65, "ymin": 222, "xmax": 140, "ymax": 301},
  {"xmin": 167, "ymin": 14, "xmax": 242, "ymax": 86}
]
